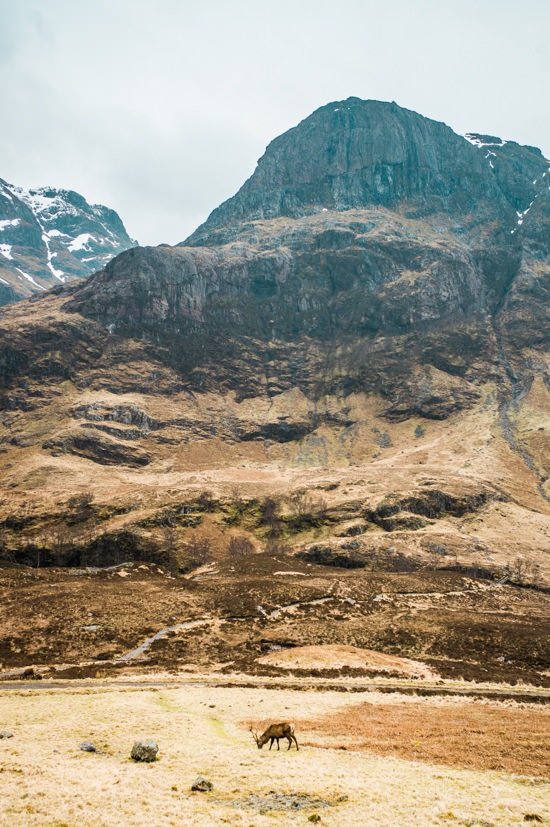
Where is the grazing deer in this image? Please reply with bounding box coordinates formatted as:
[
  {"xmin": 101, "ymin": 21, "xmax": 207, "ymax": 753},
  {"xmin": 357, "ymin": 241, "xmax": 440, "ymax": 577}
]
[{"xmin": 250, "ymin": 722, "xmax": 299, "ymax": 751}]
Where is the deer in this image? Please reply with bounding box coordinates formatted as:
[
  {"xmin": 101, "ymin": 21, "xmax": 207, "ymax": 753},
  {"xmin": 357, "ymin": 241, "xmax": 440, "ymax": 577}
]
[{"xmin": 250, "ymin": 722, "xmax": 299, "ymax": 751}]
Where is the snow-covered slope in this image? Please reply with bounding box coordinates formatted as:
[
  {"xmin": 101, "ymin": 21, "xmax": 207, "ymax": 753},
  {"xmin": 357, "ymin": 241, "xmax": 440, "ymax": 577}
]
[{"xmin": 0, "ymin": 179, "xmax": 136, "ymax": 305}]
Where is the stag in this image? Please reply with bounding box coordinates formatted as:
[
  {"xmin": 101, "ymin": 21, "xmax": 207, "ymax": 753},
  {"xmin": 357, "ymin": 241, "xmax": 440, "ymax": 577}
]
[{"xmin": 250, "ymin": 722, "xmax": 299, "ymax": 751}]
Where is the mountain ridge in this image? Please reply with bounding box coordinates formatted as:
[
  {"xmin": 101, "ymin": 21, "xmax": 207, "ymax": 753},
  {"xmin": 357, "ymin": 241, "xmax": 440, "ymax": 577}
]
[{"xmin": 2, "ymin": 98, "xmax": 549, "ymax": 422}]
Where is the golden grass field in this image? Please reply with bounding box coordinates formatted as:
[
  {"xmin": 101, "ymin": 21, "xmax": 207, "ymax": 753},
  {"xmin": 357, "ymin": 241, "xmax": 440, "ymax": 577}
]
[{"xmin": 0, "ymin": 681, "xmax": 548, "ymax": 826}]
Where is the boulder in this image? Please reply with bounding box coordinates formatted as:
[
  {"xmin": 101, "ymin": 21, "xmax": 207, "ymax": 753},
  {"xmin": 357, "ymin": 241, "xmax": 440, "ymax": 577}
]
[
  {"xmin": 191, "ymin": 775, "xmax": 213, "ymax": 792},
  {"xmin": 130, "ymin": 740, "xmax": 159, "ymax": 762}
]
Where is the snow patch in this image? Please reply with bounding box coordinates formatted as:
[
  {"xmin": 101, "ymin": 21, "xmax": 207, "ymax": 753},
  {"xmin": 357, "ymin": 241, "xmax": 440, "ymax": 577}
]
[
  {"xmin": 8, "ymin": 185, "xmax": 79, "ymax": 222},
  {"xmin": 15, "ymin": 268, "xmax": 45, "ymax": 289},
  {"xmin": 0, "ymin": 276, "xmax": 9, "ymax": 285},
  {"xmin": 68, "ymin": 232, "xmax": 94, "ymax": 252},
  {"xmin": 41, "ymin": 232, "xmax": 65, "ymax": 281},
  {"xmin": 515, "ymin": 196, "xmax": 538, "ymax": 228},
  {"xmin": 464, "ymin": 133, "xmax": 507, "ymax": 148},
  {"xmin": 0, "ymin": 244, "xmax": 13, "ymax": 259},
  {"xmin": 0, "ymin": 218, "xmax": 21, "ymax": 230}
]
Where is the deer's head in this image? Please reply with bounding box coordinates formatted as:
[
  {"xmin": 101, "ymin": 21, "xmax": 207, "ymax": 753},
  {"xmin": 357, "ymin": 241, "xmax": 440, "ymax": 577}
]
[{"xmin": 249, "ymin": 727, "xmax": 262, "ymax": 749}]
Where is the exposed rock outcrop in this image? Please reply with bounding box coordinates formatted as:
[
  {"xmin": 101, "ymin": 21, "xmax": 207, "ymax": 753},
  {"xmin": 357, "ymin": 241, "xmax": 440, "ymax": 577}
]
[{"xmin": 186, "ymin": 100, "xmax": 514, "ymax": 242}]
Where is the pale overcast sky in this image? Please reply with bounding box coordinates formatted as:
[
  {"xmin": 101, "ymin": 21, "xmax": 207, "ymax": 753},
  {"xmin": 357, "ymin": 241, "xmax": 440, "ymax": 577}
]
[{"xmin": 1, "ymin": 0, "xmax": 548, "ymax": 246}]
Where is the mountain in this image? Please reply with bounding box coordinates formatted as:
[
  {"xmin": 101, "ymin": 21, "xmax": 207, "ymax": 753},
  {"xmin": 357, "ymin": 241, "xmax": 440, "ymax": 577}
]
[
  {"xmin": 1, "ymin": 99, "xmax": 549, "ymax": 684},
  {"xmin": 54, "ymin": 100, "xmax": 550, "ymax": 422},
  {"xmin": 0, "ymin": 178, "xmax": 136, "ymax": 305}
]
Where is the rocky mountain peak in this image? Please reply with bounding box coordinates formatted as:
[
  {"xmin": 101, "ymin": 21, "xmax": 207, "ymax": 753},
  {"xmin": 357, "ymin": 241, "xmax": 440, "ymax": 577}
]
[
  {"xmin": 0, "ymin": 178, "xmax": 136, "ymax": 306},
  {"xmin": 185, "ymin": 98, "xmax": 513, "ymax": 246}
]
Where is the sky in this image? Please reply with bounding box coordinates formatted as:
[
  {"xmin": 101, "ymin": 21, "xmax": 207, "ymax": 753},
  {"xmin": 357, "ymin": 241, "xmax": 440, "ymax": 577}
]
[{"xmin": 1, "ymin": 0, "xmax": 549, "ymax": 247}]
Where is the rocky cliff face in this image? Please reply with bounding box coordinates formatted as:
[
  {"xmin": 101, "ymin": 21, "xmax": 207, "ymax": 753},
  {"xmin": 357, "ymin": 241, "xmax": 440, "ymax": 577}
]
[{"xmin": 0, "ymin": 179, "xmax": 136, "ymax": 305}]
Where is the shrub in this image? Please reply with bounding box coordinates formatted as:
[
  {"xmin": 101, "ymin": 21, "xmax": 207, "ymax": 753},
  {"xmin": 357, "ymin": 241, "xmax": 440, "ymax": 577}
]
[
  {"xmin": 196, "ymin": 490, "xmax": 217, "ymax": 512},
  {"xmin": 66, "ymin": 492, "xmax": 95, "ymax": 524}
]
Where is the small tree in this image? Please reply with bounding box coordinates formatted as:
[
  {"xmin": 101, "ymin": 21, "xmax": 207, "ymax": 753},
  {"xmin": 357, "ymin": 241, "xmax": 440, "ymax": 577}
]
[
  {"xmin": 259, "ymin": 496, "xmax": 282, "ymax": 536},
  {"xmin": 161, "ymin": 525, "xmax": 180, "ymax": 572},
  {"xmin": 227, "ymin": 535, "xmax": 255, "ymax": 557},
  {"xmin": 288, "ymin": 490, "xmax": 328, "ymax": 529},
  {"xmin": 46, "ymin": 523, "xmax": 76, "ymax": 566},
  {"xmin": 229, "ymin": 485, "xmax": 246, "ymax": 516},
  {"xmin": 180, "ymin": 532, "xmax": 210, "ymax": 573}
]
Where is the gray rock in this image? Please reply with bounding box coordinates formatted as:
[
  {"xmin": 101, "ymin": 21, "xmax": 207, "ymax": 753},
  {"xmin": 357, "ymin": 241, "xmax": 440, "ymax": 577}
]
[
  {"xmin": 191, "ymin": 775, "xmax": 213, "ymax": 792},
  {"xmin": 130, "ymin": 740, "xmax": 159, "ymax": 762},
  {"xmin": 0, "ymin": 731, "xmax": 13, "ymax": 739},
  {"xmin": 80, "ymin": 741, "xmax": 99, "ymax": 752}
]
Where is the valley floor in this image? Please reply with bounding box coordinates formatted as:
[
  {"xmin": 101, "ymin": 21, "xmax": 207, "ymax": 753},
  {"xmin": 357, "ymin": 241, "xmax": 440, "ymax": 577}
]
[{"xmin": 0, "ymin": 681, "xmax": 548, "ymax": 826}]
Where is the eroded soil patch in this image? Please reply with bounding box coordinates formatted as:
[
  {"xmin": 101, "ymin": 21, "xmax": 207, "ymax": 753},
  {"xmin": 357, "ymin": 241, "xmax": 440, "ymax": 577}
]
[{"xmin": 228, "ymin": 790, "xmax": 340, "ymax": 814}]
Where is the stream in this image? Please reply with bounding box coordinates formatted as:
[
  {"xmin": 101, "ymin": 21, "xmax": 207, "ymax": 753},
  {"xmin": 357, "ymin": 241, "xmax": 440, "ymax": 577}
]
[
  {"xmin": 492, "ymin": 313, "xmax": 550, "ymax": 503},
  {"xmin": 114, "ymin": 618, "xmax": 213, "ymax": 662}
]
